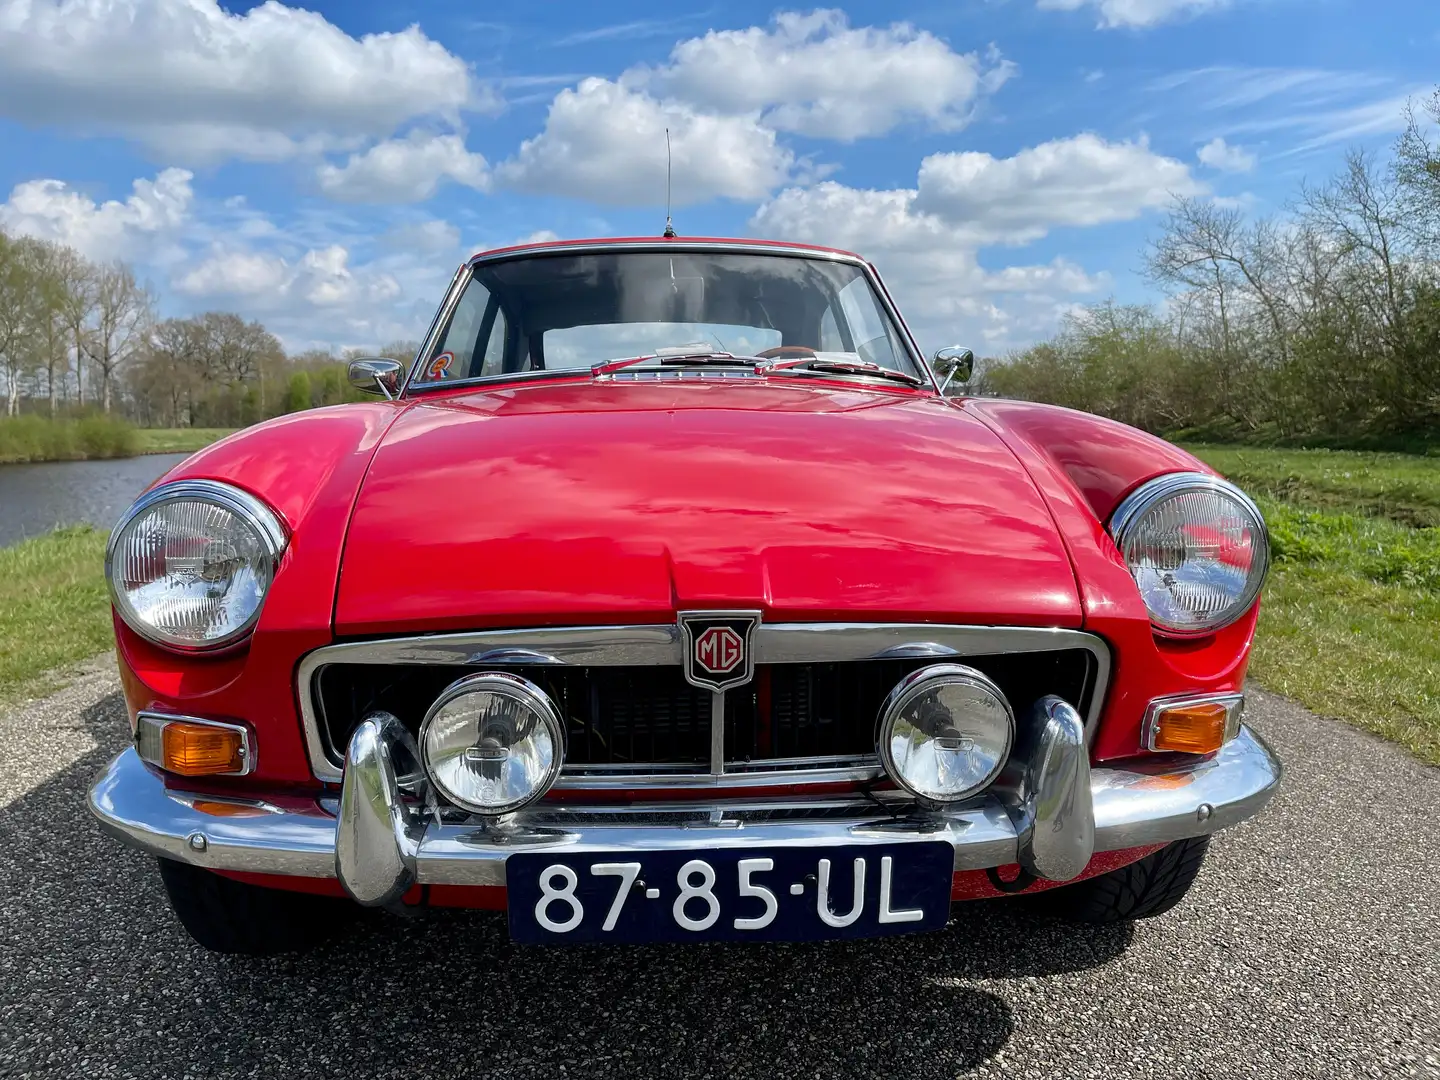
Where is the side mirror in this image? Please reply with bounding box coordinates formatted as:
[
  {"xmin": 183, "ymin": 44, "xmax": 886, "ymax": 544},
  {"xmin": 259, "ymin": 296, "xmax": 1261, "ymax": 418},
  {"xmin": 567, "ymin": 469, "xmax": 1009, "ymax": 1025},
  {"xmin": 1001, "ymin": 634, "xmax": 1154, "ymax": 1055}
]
[
  {"xmin": 932, "ymin": 347, "xmax": 974, "ymax": 395},
  {"xmin": 348, "ymin": 357, "xmax": 404, "ymax": 400}
]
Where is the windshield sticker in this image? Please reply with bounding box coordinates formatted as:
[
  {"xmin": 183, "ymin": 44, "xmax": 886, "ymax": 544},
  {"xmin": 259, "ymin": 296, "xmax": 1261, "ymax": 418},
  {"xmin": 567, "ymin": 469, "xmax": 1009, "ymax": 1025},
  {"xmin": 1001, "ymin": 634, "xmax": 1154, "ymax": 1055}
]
[{"xmin": 427, "ymin": 351, "xmax": 454, "ymax": 379}]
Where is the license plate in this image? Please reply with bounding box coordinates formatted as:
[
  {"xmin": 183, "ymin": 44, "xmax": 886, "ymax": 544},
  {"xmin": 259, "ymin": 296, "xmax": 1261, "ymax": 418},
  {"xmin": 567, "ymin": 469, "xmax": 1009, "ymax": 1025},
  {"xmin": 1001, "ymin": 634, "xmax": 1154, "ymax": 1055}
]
[{"xmin": 506, "ymin": 841, "xmax": 953, "ymax": 944}]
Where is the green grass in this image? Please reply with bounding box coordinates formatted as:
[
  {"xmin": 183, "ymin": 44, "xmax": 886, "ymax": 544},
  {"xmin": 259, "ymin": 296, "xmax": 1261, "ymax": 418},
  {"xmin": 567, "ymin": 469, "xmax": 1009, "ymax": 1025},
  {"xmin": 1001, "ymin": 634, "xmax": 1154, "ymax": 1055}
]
[
  {"xmin": 1188, "ymin": 444, "xmax": 1440, "ymax": 528},
  {"xmin": 1190, "ymin": 446, "xmax": 1440, "ymax": 765},
  {"xmin": 0, "ymin": 527, "xmax": 113, "ymax": 705},
  {"xmin": 134, "ymin": 427, "xmax": 236, "ymax": 455}
]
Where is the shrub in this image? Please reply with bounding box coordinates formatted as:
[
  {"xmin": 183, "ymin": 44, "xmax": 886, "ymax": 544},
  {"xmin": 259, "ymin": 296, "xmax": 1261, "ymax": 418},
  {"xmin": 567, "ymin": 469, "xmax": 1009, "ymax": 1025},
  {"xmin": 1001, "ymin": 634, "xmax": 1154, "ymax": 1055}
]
[
  {"xmin": 74, "ymin": 415, "xmax": 140, "ymax": 459},
  {"xmin": 0, "ymin": 415, "xmax": 139, "ymax": 463}
]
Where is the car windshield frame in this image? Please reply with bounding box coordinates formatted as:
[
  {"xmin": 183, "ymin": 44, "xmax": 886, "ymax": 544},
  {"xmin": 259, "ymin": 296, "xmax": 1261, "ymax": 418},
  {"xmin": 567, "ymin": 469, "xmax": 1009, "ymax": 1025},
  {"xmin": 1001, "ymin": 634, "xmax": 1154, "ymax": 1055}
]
[{"xmin": 401, "ymin": 241, "xmax": 935, "ymax": 396}]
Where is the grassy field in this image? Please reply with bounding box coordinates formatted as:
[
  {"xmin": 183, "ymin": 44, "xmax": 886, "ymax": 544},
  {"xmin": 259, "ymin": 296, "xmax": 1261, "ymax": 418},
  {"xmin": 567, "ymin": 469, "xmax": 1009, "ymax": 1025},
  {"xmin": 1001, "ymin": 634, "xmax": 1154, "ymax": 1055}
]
[
  {"xmin": 0, "ymin": 527, "xmax": 114, "ymax": 706},
  {"xmin": 1188, "ymin": 445, "xmax": 1440, "ymax": 765},
  {"xmin": 134, "ymin": 427, "xmax": 236, "ymax": 455},
  {"xmin": 1191, "ymin": 445, "xmax": 1440, "ymax": 528}
]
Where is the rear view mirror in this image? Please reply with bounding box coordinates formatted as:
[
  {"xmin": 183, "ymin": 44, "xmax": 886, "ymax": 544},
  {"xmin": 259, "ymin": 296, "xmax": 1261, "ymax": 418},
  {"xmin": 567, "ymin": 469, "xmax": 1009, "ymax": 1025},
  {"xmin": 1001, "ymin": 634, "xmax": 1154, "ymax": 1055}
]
[
  {"xmin": 348, "ymin": 357, "xmax": 404, "ymax": 400},
  {"xmin": 932, "ymin": 347, "xmax": 974, "ymax": 395}
]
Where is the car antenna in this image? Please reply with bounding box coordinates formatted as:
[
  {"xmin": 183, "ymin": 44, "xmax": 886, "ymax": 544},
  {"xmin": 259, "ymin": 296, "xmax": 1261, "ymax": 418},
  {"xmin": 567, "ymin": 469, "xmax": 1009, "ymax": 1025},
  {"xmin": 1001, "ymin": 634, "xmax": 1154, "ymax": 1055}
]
[{"xmin": 663, "ymin": 127, "xmax": 677, "ymax": 238}]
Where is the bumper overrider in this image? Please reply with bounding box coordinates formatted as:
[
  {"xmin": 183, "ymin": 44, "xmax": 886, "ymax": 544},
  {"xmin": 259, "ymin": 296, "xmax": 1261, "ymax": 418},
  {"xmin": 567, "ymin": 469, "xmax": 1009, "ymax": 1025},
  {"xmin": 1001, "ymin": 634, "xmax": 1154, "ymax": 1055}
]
[{"xmin": 89, "ymin": 697, "xmax": 1282, "ymax": 905}]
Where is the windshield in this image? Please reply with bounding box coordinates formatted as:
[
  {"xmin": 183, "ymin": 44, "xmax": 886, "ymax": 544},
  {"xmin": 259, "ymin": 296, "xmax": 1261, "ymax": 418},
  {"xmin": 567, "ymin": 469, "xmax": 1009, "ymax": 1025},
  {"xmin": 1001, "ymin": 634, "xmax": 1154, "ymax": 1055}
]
[{"xmin": 411, "ymin": 249, "xmax": 921, "ymax": 386}]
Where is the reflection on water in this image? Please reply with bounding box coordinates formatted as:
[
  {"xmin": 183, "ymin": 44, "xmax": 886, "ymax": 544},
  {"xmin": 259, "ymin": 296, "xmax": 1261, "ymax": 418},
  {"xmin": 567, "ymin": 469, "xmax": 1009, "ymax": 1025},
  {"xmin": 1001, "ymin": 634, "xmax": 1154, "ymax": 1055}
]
[{"xmin": 0, "ymin": 454, "xmax": 190, "ymax": 548}]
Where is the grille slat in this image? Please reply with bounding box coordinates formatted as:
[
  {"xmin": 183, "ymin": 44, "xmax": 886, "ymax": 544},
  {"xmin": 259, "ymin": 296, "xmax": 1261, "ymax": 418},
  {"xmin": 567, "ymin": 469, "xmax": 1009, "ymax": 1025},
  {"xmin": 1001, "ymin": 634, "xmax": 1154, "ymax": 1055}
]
[{"xmin": 315, "ymin": 650, "xmax": 1096, "ymax": 778}]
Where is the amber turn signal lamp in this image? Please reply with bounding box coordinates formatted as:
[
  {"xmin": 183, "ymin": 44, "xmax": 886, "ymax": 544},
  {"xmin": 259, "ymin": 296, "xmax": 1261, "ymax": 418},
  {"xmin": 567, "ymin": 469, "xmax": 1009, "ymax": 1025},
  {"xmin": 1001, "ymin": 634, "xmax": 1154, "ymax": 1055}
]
[
  {"xmin": 135, "ymin": 713, "xmax": 253, "ymax": 777},
  {"xmin": 1143, "ymin": 694, "xmax": 1243, "ymax": 755}
]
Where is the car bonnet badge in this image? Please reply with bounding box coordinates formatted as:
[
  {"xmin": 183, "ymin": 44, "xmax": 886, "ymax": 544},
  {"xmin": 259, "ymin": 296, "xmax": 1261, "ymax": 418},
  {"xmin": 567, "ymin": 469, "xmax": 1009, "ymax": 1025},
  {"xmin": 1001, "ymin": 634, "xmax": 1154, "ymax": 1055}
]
[{"xmin": 677, "ymin": 611, "xmax": 762, "ymax": 692}]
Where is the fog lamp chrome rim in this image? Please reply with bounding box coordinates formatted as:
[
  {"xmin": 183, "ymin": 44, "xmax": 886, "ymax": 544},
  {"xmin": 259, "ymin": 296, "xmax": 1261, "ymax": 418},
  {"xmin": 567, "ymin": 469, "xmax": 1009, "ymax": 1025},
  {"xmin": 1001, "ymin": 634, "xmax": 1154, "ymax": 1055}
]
[
  {"xmin": 876, "ymin": 664, "xmax": 1015, "ymax": 804},
  {"xmin": 418, "ymin": 672, "xmax": 565, "ymax": 815}
]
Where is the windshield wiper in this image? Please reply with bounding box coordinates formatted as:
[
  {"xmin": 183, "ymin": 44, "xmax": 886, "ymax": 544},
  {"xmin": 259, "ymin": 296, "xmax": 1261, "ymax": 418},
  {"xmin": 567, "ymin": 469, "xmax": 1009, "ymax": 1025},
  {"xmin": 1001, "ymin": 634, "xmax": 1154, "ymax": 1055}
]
[
  {"xmin": 761, "ymin": 357, "xmax": 928, "ymax": 387},
  {"xmin": 592, "ymin": 352, "xmax": 761, "ymax": 377}
]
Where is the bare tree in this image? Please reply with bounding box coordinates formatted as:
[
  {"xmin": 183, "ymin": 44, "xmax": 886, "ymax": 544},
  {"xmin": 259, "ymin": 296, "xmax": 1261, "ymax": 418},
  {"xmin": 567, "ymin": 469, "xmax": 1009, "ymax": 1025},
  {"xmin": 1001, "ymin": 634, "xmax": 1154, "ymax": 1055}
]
[
  {"xmin": 83, "ymin": 262, "xmax": 153, "ymax": 413},
  {"xmin": 138, "ymin": 317, "xmax": 207, "ymax": 427},
  {"xmin": 48, "ymin": 245, "xmax": 97, "ymax": 408},
  {"xmin": 0, "ymin": 234, "xmax": 45, "ymax": 417},
  {"xmin": 1395, "ymin": 91, "xmax": 1440, "ymax": 253},
  {"xmin": 1149, "ymin": 197, "xmax": 1293, "ymax": 357},
  {"xmin": 1300, "ymin": 150, "xmax": 1409, "ymax": 341}
]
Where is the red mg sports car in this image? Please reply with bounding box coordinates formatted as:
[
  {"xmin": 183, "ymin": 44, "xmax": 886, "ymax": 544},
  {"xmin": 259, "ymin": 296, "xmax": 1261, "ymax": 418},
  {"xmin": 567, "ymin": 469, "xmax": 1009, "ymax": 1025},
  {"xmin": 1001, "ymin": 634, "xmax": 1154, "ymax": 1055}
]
[{"xmin": 90, "ymin": 237, "xmax": 1281, "ymax": 954}]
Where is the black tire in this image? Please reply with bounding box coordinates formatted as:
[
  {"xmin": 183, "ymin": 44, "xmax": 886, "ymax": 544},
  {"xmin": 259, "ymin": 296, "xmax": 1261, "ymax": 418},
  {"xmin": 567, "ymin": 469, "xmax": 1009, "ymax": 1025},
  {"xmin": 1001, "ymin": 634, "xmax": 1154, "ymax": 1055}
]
[
  {"xmin": 157, "ymin": 857, "xmax": 355, "ymax": 956},
  {"xmin": 1048, "ymin": 836, "xmax": 1211, "ymax": 924}
]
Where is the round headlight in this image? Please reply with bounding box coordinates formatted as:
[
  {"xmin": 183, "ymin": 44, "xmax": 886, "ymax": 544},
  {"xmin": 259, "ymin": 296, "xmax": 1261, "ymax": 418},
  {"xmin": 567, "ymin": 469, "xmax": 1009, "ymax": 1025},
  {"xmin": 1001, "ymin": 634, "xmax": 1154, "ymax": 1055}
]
[
  {"xmin": 106, "ymin": 480, "xmax": 286, "ymax": 651},
  {"xmin": 420, "ymin": 673, "xmax": 565, "ymax": 815},
  {"xmin": 1109, "ymin": 472, "xmax": 1270, "ymax": 637},
  {"xmin": 877, "ymin": 664, "xmax": 1014, "ymax": 804}
]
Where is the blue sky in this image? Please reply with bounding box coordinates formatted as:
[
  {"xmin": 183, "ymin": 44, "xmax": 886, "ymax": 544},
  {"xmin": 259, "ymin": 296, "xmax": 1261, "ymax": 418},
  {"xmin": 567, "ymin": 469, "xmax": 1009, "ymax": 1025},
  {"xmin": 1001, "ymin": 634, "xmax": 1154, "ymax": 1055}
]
[{"xmin": 0, "ymin": 0, "xmax": 1434, "ymax": 354}]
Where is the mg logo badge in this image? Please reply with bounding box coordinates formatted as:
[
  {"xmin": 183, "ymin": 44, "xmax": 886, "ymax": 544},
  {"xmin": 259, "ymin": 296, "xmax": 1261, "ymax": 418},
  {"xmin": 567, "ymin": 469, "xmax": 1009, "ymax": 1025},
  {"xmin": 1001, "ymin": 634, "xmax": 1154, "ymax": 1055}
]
[
  {"xmin": 678, "ymin": 611, "xmax": 761, "ymax": 692},
  {"xmin": 696, "ymin": 626, "xmax": 744, "ymax": 675}
]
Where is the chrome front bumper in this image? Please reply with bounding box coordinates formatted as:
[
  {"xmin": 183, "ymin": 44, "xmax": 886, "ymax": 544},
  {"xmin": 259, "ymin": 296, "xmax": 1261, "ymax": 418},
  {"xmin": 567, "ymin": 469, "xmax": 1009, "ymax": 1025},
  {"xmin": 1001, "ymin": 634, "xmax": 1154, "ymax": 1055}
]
[{"xmin": 89, "ymin": 713, "xmax": 1282, "ymax": 904}]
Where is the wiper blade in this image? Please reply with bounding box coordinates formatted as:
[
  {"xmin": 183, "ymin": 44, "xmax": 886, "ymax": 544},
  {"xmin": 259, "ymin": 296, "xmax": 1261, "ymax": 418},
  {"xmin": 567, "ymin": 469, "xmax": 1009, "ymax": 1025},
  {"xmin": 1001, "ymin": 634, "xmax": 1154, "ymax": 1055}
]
[
  {"xmin": 592, "ymin": 352, "xmax": 760, "ymax": 377},
  {"xmin": 761, "ymin": 357, "xmax": 927, "ymax": 387}
]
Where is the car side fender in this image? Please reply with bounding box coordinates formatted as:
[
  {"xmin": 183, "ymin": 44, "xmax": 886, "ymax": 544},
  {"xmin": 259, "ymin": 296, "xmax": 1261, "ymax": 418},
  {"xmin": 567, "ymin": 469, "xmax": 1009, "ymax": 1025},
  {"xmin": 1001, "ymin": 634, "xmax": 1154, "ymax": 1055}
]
[{"xmin": 962, "ymin": 399, "xmax": 1256, "ymax": 762}]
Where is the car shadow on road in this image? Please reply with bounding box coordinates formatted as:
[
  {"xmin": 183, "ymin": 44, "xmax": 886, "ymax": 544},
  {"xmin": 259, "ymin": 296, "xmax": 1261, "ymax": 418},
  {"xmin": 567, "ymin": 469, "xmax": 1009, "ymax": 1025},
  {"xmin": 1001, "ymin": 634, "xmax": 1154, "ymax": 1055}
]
[{"xmin": 0, "ymin": 691, "xmax": 1129, "ymax": 1078}]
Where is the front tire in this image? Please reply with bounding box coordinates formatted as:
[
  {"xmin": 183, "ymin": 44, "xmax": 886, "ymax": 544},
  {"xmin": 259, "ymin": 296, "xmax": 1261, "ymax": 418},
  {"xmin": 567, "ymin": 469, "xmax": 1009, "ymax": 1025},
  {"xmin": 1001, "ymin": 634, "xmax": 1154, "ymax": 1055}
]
[
  {"xmin": 1049, "ymin": 837, "xmax": 1211, "ymax": 923},
  {"xmin": 157, "ymin": 858, "xmax": 355, "ymax": 955}
]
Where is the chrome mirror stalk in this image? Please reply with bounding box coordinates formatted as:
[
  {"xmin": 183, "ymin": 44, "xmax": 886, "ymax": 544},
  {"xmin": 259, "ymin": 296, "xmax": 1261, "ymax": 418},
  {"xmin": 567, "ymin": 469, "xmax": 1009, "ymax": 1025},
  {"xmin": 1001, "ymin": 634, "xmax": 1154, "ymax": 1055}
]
[
  {"xmin": 347, "ymin": 357, "xmax": 404, "ymax": 400},
  {"xmin": 932, "ymin": 346, "xmax": 974, "ymax": 396}
]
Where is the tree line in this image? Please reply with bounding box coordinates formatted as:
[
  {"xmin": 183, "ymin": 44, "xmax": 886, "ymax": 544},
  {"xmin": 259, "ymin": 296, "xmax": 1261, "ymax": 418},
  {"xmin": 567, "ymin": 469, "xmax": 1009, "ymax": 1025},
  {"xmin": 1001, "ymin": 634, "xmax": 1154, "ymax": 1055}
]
[
  {"xmin": 0, "ymin": 231, "xmax": 417, "ymax": 428},
  {"xmin": 975, "ymin": 92, "xmax": 1440, "ymax": 448}
]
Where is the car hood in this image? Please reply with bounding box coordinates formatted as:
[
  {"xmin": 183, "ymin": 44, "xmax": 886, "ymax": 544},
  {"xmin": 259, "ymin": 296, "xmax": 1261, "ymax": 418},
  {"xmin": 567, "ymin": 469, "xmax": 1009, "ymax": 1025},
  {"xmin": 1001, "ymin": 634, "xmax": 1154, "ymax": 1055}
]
[{"xmin": 334, "ymin": 380, "xmax": 1082, "ymax": 635}]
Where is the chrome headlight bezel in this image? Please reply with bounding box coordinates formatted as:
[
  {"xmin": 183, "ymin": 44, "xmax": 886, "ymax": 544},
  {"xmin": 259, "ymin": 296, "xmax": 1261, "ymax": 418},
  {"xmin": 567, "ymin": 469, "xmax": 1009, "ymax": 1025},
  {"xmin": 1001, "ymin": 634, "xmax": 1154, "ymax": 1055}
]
[
  {"xmin": 418, "ymin": 671, "xmax": 567, "ymax": 816},
  {"xmin": 1108, "ymin": 471, "xmax": 1270, "ymax": 638},
  {"xmin": 876, "ymin": 663, "xmax": 1015, "ymax": 805},
  {"xmin": 105, "ymin": 479, "xmax": 287, "ymax": 653}
]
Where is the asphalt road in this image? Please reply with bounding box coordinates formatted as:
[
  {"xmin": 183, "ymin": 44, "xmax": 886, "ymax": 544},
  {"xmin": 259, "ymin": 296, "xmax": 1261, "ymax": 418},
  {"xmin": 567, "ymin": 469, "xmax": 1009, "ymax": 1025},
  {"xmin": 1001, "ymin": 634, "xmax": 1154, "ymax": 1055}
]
[{"xmin": 1, "ymin": 661, "xmax": 1437, "ymax": 1079}]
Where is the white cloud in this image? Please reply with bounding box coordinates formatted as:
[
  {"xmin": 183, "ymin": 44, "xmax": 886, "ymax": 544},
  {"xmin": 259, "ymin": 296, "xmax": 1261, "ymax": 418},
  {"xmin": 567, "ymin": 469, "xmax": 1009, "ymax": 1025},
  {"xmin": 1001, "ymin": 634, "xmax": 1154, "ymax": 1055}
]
[
  {"xmin": 751, "ymin": 133, "xmax": 1200, "ymax": 349},
  {"xmin": 497, "ymin": 78, "xmax": 797, "ymax": 205},
  {"xmin": 752, "ymin": 181, "xmax": 1109, "ymax": 351},
  {"xmin": 1037, "ymin": 0, "xmax": 1229, "ymax": 29},
  {"xmin": 0, "ymin": 168, "xmax": 193, "ymax": 261},
  {"xmin": 0, "ymin": 0, "xmax": 488, "ymax": 163},
  {"xmin": 913, "ymin": 134, "xmax": 1203, "ymax": 243},
  {"xmin": 175, "ymin": 243, "xmax": 401, "ymax": 311},
  {"xmin": 1196, "ymin": 136, "xmax": 1257, "ymax": 172},
  {"xmin": 642, "ymin": 10, "xmax": 1015, "ymax": 141},
  {"xmin": 317, "ymin": 132, "xmax": 490, "ymax": 203},
  {"xmin": 497, "ymin": 10, "xmax": 1018, "ymax": 206}
]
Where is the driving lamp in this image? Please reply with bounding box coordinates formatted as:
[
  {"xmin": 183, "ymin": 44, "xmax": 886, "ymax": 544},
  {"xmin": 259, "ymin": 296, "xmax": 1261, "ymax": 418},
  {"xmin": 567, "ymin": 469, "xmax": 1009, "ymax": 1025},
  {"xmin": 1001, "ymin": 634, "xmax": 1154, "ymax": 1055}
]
[
  {"xmin": 107, "ymin": 480, "xmax": 287, "ymax": 651},
  {"xmin": 1109, "ymin": 472, "xmax": 1270, "ymax": 637},
  {"xmin": 877, "ymin": 664, "xmax": 1014, "ymax": 804},
  {"xmin": 420, "ymin": 672, "xmax": 565, "ymax": 815}
]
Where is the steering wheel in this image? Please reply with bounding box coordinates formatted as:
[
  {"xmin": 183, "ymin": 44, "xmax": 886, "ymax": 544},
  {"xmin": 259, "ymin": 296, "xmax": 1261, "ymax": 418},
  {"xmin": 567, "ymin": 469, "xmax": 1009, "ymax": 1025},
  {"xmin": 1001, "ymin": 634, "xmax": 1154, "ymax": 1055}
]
[{"xmin": 756, "ymin": 345, "xmax": 818, "ymax": 359}]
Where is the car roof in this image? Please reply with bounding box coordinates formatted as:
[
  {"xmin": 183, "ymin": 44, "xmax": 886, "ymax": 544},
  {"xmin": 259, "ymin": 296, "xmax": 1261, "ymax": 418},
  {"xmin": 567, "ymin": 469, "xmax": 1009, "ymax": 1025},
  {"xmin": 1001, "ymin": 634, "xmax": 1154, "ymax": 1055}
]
[{"xmin": 469, "ymin": 236, "xmax": 865, "ymax": 264}]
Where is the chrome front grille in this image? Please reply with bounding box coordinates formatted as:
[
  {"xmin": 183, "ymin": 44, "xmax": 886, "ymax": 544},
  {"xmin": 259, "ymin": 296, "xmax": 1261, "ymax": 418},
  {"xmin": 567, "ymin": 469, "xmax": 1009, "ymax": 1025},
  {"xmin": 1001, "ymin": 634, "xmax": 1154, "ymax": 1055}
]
[{"xmin": 298, "ymin": 623, "xmax": 1110, "ymax": 790}]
